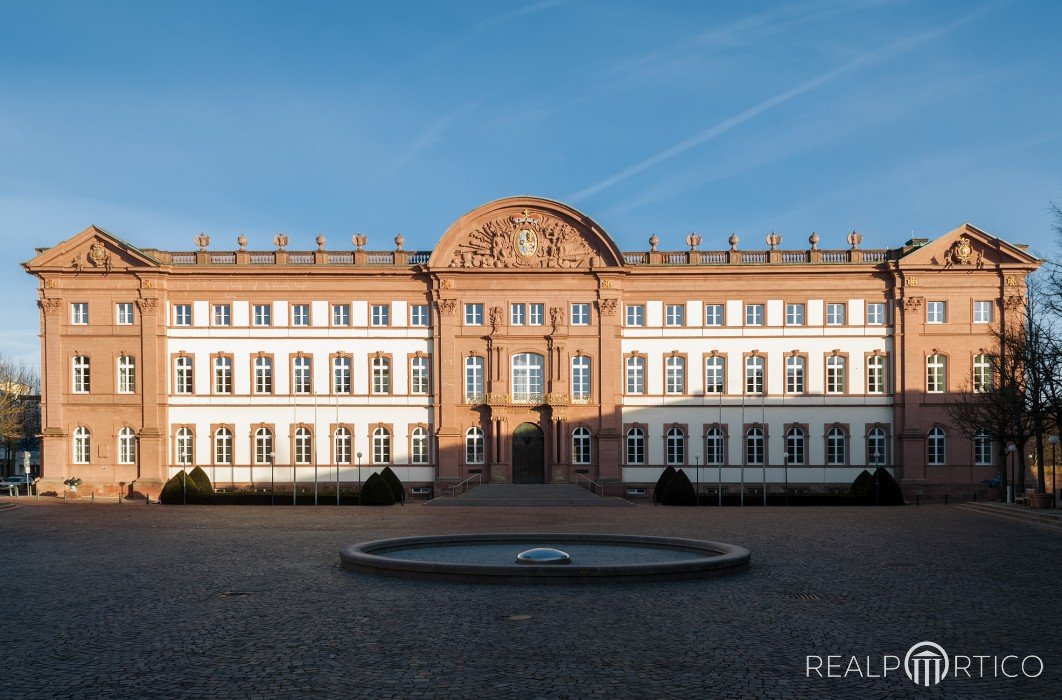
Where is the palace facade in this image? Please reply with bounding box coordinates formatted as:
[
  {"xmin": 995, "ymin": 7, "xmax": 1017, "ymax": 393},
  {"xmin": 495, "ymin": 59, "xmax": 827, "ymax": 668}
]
[{"xmin": 23, "ymin": 196, "xmax": 1041, "ymax": 499}]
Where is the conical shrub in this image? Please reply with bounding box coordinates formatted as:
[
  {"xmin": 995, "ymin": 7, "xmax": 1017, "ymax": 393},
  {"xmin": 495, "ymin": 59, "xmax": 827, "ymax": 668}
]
[
  {"xmin": 188, "ymin": 466, "xmax": 213, "ymax": 494},
  {"xmin": 160, "ymin": 470, "xmax": 200, "ymax": 505},
  {"xmin": 659, "ymin": 468, "xmax": 697, "ymax": 506},
  {"xmin": 873, "ymin": 467, "xmax": 904, "ymax": 506},
  {"xmin": 653, "ymin": 466, "xmax": 677, "ymax": 503},
  {"xmin": 359, "ymin": 472, "xmax": 396, "ymax": 506},
  {"xmin": 848, "ymin": 470, "xmax": 874, "ymax": 498},
  {"xmin": 380, "ymin": 466, "xmax": 404, "ymax": 503}
]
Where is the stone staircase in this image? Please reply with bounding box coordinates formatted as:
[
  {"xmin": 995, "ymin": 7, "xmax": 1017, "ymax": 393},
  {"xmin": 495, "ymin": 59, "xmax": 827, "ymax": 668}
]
[
  {"xmin": 956, "ymin": 501, "xmax": 1062, "ymax": 533},
  {"xmin": 426, "ymin": 483, "xmax": 632, "ymax": 507}
]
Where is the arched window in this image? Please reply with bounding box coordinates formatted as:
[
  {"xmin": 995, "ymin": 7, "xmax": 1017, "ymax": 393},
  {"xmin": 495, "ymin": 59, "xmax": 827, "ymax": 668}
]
[
  {"xmin": 745, "ymin": 427, "xmax": 764, "ymax": 465},
  {"xmin": 118, "ymin": 427, "xmax": 137, "ymax": 464},
  {"xmin": 73, "ymin": 426, "xmax": 91, "ymax": 464},
  {"xmin": 705, "ymin": 428, "xmax": 724, "ymax": 465},
  {"xmin": 973, "ymin": 354, "xmax": 992, "ymax": 393},
  {"xmin": 334, "ymin": 427, "xmax": 351, "ymax": 464},
  {"xmin": 511, "ymin": 353, "xmax": 544, "ymax": 402},
  {"xmin": 705, "ymin": 356, "xmax": 725, "ymax": 394},
  {"xmin": 117, "ymin": 355, "xmax": 136, "ymax": 394},
  {"xmin": 666, "ymin": 427, "xmax": 685, "ymax": 465},
  {"xmin": 465, "ymin": 427, "xmax": 484, "ymax": 464},
  {"xmin": 371, "ymin": 356, "xmax": 391, "ymax": 394},
  {"xmin": 294, "ymin": 427, "xmax": 312, "ymax": 464},
  {"xmin": 926, "ymin": 354, "xmax": 946, "ymax": 394},
  {"xmin": 572, "ymin": 427, "xmax": 592, "ymax": 464},
  {"xmin": 665, "ymin": 356, "xmax": 685, "ymax": 394},
  {"xmin": 928, "ymin": 427, "xmax": 946, "ymax": 465},
  {"xmin": 411, "ymin": 427, "xmax": 429, "ymax": 464},
  {"xmin": 175, "ymin": 427, "xmax": 193, "ymax": 465},
  {"xmin": 373, "ymin": 427, "xmax": 391, "ymax": 464},
  {"xmin": 625, "ymin": 428, "xmax": 644, "ymax": 464},
  {"xmin": 254, "ymin": 356, "xmax": 273, "ymax": 394},
  {"xmin": 626, "ymin": 356, "xmax": 645, "ymax": 395},
  {"xmin": 867, "ymin": 428, "xmax": 887, "ymax": 466},
  {"xmin": 785, "ymin": 356, "xmax": 805, "ymax": 394},
  {"xmin": 175, "ymin": 356, "xmax": 193, "ymax": 394},
  {"xmin": 974, "ymin": 430, "xmax": 993, "ymax": 465},
  {"xmin": 214, "ymin": 356, "xmax": 233, "ymax": 394},
  {"xmin": 826, "ymin": 428, "xmax": 847, "ymax": 465},
  {"xmin": 255, "ymin": 428, "xmax": 273, "ymax": 465},
  {"xmin": 465, "ymin": 356, "xmax": 484, "ymax": 402},
  {"xmin": 571, "ymin": 356, "xmax": 591, "ymax": 401},
  {"xmin": 214, "ymin": 427, "xmax": 232, "ymax": 464},
  {"xmin": 825, "ymin": 356, "xmax": 846, "ymax": 394},
  {"xmin": 785, "ymin": 428, "xmax": 805, "ymax": 465},
  {"xmin": 745, "ymin": 356, "xmax": 765, "ymax": 394},
  {"xmin": 72, "ymin": 355, "xmax": 91, "ymax": 393}
]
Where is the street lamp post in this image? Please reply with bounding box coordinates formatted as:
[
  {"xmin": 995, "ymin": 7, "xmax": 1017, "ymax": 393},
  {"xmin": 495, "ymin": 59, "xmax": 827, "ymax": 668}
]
[
  {"xmin": 872, "ymin": 453, "xmax": 882, "ymax": 506},
  {"xmin": 270, "ymin": 451, "xmax": 276, "ymax": 506},
  {"xmin": 356, "ymin": 452, "xmax": 363, "ymax": 505},
  {"xmin": 694, "ymin": 455, "xmax": 701, "ymax": 506},
  {"xmin": 1006, "ymin": 443, "xmax": 1017, "ymax": 503},
  {"xmin": 783, "ymin": 451, "xmax": 789, "ymax": 507},
  {"xmin": 1049, "ymin": 435, "xmax": 1060, "ymax": 508}
]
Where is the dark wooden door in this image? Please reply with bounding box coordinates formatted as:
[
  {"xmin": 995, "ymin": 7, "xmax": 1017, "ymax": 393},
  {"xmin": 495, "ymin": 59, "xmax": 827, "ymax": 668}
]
[{"xmin": 512, "ymin": 423, "xmax": 545, "ymax": 484}]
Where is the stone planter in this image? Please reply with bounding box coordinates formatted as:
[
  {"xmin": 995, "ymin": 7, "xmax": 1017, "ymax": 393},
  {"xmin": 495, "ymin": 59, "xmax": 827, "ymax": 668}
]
[{"xmin": 1028, "ymin": 492, "xmax": 1053, "ymax": 509}]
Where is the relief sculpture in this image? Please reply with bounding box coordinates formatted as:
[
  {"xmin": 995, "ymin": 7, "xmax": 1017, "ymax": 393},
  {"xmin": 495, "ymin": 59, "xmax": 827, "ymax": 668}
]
[{"xmin": 449, "ymin": 209, "xmax": 593, "ymax": 269}]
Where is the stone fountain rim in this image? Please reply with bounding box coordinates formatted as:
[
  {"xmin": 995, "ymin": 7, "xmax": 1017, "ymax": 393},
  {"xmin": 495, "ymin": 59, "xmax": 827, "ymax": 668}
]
[{"xmin": 340, "ymin": 533, "xmax": 750, "ymax": 584}]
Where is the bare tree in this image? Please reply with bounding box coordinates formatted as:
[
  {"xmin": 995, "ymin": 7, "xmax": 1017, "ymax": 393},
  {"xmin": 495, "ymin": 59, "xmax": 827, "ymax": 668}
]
[{"xmin": 0, "ymin": 354, "xmax": 40, "ymax": 478}]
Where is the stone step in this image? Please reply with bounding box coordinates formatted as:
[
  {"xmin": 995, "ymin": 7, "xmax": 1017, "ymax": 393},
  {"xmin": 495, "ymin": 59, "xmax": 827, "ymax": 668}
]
[
  {"xmin": 956, "ymin": 502, "xmax": 1062, "ymax": 533},
  {"xmin": 426, "ymin": 483, "xmax": 632, "ymax": 507}
]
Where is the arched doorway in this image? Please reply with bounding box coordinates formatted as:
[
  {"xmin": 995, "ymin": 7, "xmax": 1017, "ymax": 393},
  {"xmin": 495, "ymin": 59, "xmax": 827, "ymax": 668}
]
[{"xmin": 512, "ymin": 422, "xmax": 545, "ymax": 484}]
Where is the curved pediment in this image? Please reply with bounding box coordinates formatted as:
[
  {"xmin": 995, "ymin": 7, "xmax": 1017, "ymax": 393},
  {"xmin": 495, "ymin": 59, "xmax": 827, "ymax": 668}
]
[{"xmin": 429, "ymin": 196, "xmax": 624, "ymax": 270}]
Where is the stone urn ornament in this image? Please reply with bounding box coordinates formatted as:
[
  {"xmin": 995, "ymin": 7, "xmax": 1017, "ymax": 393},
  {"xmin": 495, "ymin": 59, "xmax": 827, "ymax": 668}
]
[
  {"xmin": 809, "ymin": 232, "xmax": 820, "ymax": 250},
  {"xmin": 273, "ymin": 233, "xmax": 288, "ymax": 250},
  {"xmin": 766, "ymin": 232, "xmax": 782, "ymax": 250},
  {"xmin": 685, "ymin": 233, "xmax": 701, "ymax": 250},
  {"xmin": 237, "ymin": 234, "xmax": 247, "ymax": 251},
  {"xmin": 194, "ymin": 233, "xmax": 210, "ymax": 250},
  {"xmin": 728, "ymin": 233, "xmax": 740, "ymax": 251},
  {"xmin": 316, "ymin": 234, "xmax": 326, "ymax": 251},
  {"xmin": 648, "ymin": 234, "xmax": 659, "ymax": 252},
  {"xmin": 352, "ymin": 233, "xmax": 367, "ymax": 251},
  {"xmin": 847, "ymin": 231, "xmax": 863, "ymax": 249},
  {"xmin": 394, "ymin": 234, "xmax": 405, "ymax": 251}
]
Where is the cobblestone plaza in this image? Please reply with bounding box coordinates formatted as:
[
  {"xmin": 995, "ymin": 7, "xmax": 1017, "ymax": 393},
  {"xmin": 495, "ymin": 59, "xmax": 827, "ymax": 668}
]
[{"xmin": 3, "ymin": 502, "xmax": 1060, "ymax": 699}]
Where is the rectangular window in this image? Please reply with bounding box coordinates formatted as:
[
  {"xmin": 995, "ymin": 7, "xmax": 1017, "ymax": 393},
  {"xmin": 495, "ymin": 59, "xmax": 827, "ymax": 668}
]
[
  {"xmin": 626, "ymin": 304, "xmax": 645, "ymax": 327},
  {"xmin": 745, "ymin": 356, "xmax": 764, "ymax": 394},
  {"xmin": 71, "ymin": 302, "xmax": 89, "ymax": 325},
  {"xmin": 927, "ymin": 355, "xmax": 946, "ymax": 393},
  {"xmin": 974, "ymin": 433, "xmax": 993, "ymax": 465},
  {"xmin": 866, "ymin": 303, "xmax": 886, "ymax": 325},
  {"xmin": 465, "ymin": 357, "xmax": 484, "ymax": 402},
  {"xmin": 705, "ymin": 356, "xmax": 724, "ymax": 394},
  {"xmin": 511, "ymin": 304, "xmax": 526, "ymax": 326},
  {"xmin": 826, "ymin": 303, "xmax": 846, "ymax": 326},
  {"xmin": 665, "ymin": 304, "xmax": 685, "ymax": 327},
  {"xmin": 371, "ymin": 304, "xmax": 389, "ymax": 326},
  {"xmin": 528, "ymin": 303, "xmax": 544, "ymax": 326},
  {"xmin": 927, "ymin": 301, "xmax": 946, "ymax": 324},
  {"xmin": 117, "ymin": 356, "xmax": 136, "ymax": 394},
  {"xmin": 212, "ymin": 304, "xmax": 231, "ymax": 326},
  {"xmin": 571, "ymin": 303, "xmax": 591, "ymax": 325},
  {"xmin": 786, "ymin": 356, "xmax": 805, "ymax": 394},
  {"xmin": 973, "ymin": 301, "xmax": 993, "ymax": 324},
  {"xmin": 826, "ymin": 357, "xmax": 847, "ymax": 394},
  {"xmin": 464, "ymin": 303, "xmax": 483, "ymax": 326},
  {"xmin": 116, "ymin": 303, "xmax": 134, "ymax": 325},
  {"xmin": 174, "ymin": 356, "xmax": 193, "ymax": 394},
  {"xmin": 665, "ymin": 356, "xmax": 685, "ymax": 394},
  {"xmin": 173, "ymin": 304, "xmax": 191, "ymax": 326},
  {"xmin": 704, "ymin": 304, "xmax": 724, "ymax": 326},
  {"xmin": 293, "ymin": 357, "xmax": 312, "ymax": 394},
  {"xmin": 785, "ymin": 303, "xmax": 805, "ymax": 326},
  {"xmin": 411, "ymin": 356, "xmax": 429, "ymax": 395},
  {"xmin": 253, "ymin": 304, "xmax": 271, "ymax": 327},
  {"xmin": 214, "ymin": 357, "xmax": 232, "ymax": 394},
  {"xmin": 571, "ymin": 356, "xmax": 591, "ymax": 401},
  {"xmin": 291, "ymin": 304, "xmax": 310, "ymax": 326},
  {"xmin": 254, "ymin": 357, "xmax": 273, "ymax": 394},
  {"xmin": 332, "ymin": 304, "xmax": 350, "ymax": 326},
  {"xmin": 410, "ymin": 304, "xmax": 429, "ymax": 327},
  {"xmin": 745, "ymin": 304, "xmax": 763, "ymax": 326},
  {"xmin": 332, "ymin": 357, "xmax": 351, "ymax": 394},
  {"xmin": 626, "ymin": 356, "xmax": 644, "ymax": 394},
  {"xmin": 867, "ymin": 355, "xmax": 887, "ymax": 394},
  {"xmin": 73, "ymin": 356, "xmax": 90, "ymax": 393},
  {"xmin": 372, "ymin": 357, "xmax": 391, "ymax": 394}
]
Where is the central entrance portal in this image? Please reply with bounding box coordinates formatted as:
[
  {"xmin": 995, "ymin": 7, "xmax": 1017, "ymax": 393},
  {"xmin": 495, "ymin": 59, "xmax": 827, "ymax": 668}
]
[{"xmin": 512, "ymin": 422, "xmax": 545, "ymax": 484}]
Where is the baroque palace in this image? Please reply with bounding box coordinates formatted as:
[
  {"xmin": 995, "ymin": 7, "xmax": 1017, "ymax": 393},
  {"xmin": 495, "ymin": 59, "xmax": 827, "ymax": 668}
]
[{"xmin": 23, "ymin": 196, "xmax": 1041, "ymax": 499}]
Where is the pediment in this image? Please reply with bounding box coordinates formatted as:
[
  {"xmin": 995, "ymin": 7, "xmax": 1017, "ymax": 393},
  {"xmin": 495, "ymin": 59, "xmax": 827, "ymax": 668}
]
[
  {"xmin": 429, "ymin": 196, "xmax": 625, "ymax": 270},
  {"xmin": 23, "ymin": 226, "xmax": 161, "ymax": 271},
  {"xmin": 897, "ymin": 224, "xmax": 1040, "ymax": 270}
]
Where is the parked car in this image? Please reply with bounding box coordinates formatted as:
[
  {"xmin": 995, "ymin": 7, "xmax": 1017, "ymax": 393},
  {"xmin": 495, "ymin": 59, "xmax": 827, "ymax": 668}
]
[{"xmin": 0, "ymin": 474, "xmax": 35, "ymax": 495}]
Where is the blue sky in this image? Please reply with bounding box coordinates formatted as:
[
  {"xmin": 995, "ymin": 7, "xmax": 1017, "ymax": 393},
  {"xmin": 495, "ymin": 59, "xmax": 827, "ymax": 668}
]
[{"xmin": 1, "ymin": 0, "xmax": 1060, "ymax": 366}]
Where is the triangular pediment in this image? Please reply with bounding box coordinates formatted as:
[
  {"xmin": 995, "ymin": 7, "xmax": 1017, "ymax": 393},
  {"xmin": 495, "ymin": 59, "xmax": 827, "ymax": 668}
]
[
  {"xmin": 23, "ymin": 226, "xmax": 162, "ymax": 271},
  {"xmin": 896, "ymin": 224, "xmax": 1040, "ymax": 270}
]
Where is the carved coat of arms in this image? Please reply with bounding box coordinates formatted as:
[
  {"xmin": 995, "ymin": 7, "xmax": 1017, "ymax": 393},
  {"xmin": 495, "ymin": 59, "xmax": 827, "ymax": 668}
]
[{"xmin": 450, "ymin": 209, "xmax": 593, "ymax": 269}]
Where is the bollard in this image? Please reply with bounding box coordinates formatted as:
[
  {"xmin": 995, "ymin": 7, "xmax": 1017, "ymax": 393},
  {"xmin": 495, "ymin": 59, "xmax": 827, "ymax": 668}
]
[
  {"xmin": 915, "ymin": 494, "xmax": 920, "ymax": 506},
  {"xmin": 944, "ymin": 494, "xmax": 948, "ymax": 506},
  {"xmin": 118, "ymin": 492, "xmax": 122, "ymax": 505},
  {"xmin": 91, "ymin": 492, "xmax": 95, "ymax": 503}
]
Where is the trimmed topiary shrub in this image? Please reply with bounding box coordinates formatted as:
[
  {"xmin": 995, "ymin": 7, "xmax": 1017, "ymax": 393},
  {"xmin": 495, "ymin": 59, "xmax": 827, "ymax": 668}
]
[
  {"xmin": 359, "ymin": 472, "xmax": 396, "ymax": 506},
  {"xmin": 380, "ymin": 466, "xmax": 404, "ymax": 503},
  {"xmin": 653, "ymin": 466, "xmax": 677, "ymax": 503},
  {"xmin": 848, "ymin": 470, "xmax": 874, "ymax": 498},
  {"xmin": 160, "ymin": 470, "xmax": 200, "ymax": 504},
  {"xmin": 659, "ymin": 468, "xmax": 697, "ymax": 506},
  {"xmin": 188, "ymin": 466, "xmax": 213, "ymax": 494},
  {"xmin": 873, "ymin": 467, "xmax": 904, "ymax": 506}
]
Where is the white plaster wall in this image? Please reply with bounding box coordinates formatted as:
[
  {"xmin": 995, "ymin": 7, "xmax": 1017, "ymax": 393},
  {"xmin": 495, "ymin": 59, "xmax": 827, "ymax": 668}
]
[{"xmin": 646, "ymin": 300, "xmax": 663, "ymax": 327}]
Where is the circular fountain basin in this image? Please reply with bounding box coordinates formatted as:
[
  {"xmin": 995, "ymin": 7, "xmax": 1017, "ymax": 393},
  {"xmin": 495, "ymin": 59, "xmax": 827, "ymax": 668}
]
[
  {"xmin": 516, "ymin": 548, "xmax": 572, "ymax": 565},
  {"xmin": 340, "ymin": 533, "xmax": 750, "ymax": 584}
]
